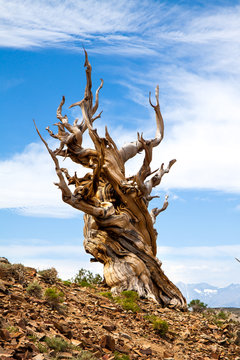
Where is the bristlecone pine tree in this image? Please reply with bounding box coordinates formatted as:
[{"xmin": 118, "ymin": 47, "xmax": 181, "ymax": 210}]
[{"xmin": 35, "ymin": 50, "xmax": 187, "ymax": 310}]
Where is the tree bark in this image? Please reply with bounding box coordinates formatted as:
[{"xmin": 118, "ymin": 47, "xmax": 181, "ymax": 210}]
[{"xmin": 35, "ymin": 50, "xmax": 187, "ymax": 310}]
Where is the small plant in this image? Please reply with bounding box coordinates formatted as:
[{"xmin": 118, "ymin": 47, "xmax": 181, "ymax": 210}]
[
  {"xmin": 114, "ymin": 352, "xmax": 130, "ymax": 360},
  {"xmin": 152, "ymin": 318, "xmax": 168, "ymax": 335},
  {"xmin": 27, "ymin": 334, "xmax": 38, "ymax": 342},
  {"xmin": 12, "ymin": 264, "xmax": 26, "ymax": 283},
  {"xmin": 73, "ymin": 268, "xmax": 103, "ymax": 287},
  {"xmin": 216, "ymin": 310, "xmax": 228, "ymax": 320},
  {"xmin": 0, "ymin": 263, "xmax": 26, "ymax": 283},
  {"xmin": 115, "ymin": 290, "xmax": 140, "ymax": 313},
  {"xmin": 145, "ymin": 315, "xmax": 169, "ymax": 336},
  {"xmin": 99, "ymin": 291, "xmax": 114, "ymax": 300},
  {"xmin": 38, "ymin": 268, "xmax": 58, "ymax": 284},
  {"xmin": 37, "ymin": 342, "xmax": 48, "ymax": 353},
  {"xmin": 44, "ymin": 336, "xmax": 70, "ymax": 351},
  {"xmin": 26, "ymin": 281, "xmax": 42, "ymax": 298},
  {"xmin": 70, "ymin": 350, "xmax": 98, "ymax": 360},
  {"xmin": 188, "ymin": 299, "xmax": 208, "ymax": 313},
  {"xmin": 44, "ymin": 287, "xmax": 64, "ymax": 310},
  {"xmin": 7, "ymin": 326, "xmax": 19, "ymax": 333},
  {"xmin": 63, "ymin": 280, "xmax": 72, "ymax": 286}
]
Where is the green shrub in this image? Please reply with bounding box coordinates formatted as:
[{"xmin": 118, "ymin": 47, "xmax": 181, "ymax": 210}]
[
  {"xmin": 216, "ymin": 310, "xmax": 228, "ymax": 320},
  {"xmin": 26, "ymin": 281, "xmax": 42, "ymax": 298},
  {"xmin": 99, "ymin": 291, "xmax": 114, "ymax": 300},
  {"xmin": 0, "ymin": 263, "xmax": 26, "ymax": 283},
  {"xmin": 115, "ymin": 291, "xmax": 140, "ymax": 313},
  {"xmin": 152, "ymin": 318, "xmax": 168, "ymax": 335},
  {"xmin": 7, "ymin": 326, "xmax": 19, "ymax": 333},
  {"xmin": 44, "ymin": 336, "xmax": 69, "ymax": 351},
  {"xmin": 38, "ymin": 268, "xmax": 58, "ymax": 284},
  {"xmin": 188, "ymin": 299, "xmax": 207, "ymax": 313},
  {"xmin": 73, "ymin": 268, "xmax": 102, "ymax": 287},
  {"xmin": 70, "ymin": 351, "xmax": 98, "ymax": 360},
  {"xmin": 145, "ymin": 315, "xmax": 169, "ymax": 336},
  {"xmin": 37, "ymin": 342, "xmax": 48, "ymax": 353},
  {"xmin": 63, "ymin": 280, "xmax": 72, "ymax": 286},
  {"xmin": 114, "ymin": 352, "xmax": 130, "ymax": 360},
  {"xmin": 44, "ymin": 288, "xmax": 64, "ymax": 310}
]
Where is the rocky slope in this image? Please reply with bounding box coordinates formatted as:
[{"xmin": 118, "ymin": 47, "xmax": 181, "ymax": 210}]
[{"xmin": 0, "ymin": 259, "xmax": 240, "ymax": 360}]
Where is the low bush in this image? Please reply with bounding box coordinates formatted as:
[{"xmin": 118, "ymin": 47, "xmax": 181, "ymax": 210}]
[
  {"xmin": 37, "ymin": 342, "xmax": 48, "ymax": 353},
  {"xmin": 44, "ymin": 288, "xmax": 64, "ymax": 310},
  {"xmin": 26, "ymin": 281, "xmax": 42, "ymax": 298},
  {"xmin": 145, "ymin": 315, "xmax": 169, "ymax": 336},
  {"xmin": 99, "ymin": 291, "xmax": 114, "ymax": 300},
  {"xmin": 38, "ymin": 268, "xmax": 58, "ymax": 284},
  {"xmin": 216, "ymin": 310, "xmax": 228, "ymax": 320},
  {"xmin": 0, "ymin": 263, "xmax": 26, "ymax": 283},
  {"xmin": 71, "ymin": 351, "xmax": 98, "ymax": 360},
  {"xmin": 44, "ymin": 336, "xmax": 70, "ymax": 351},
  {"xmin": 73, "ymin": 268, "xmax": 103, "ymax": 287},
  {"xmin": 114, "ymin": 352, "xmax": 130, "ymax": 360},
  {"xmin": 188, "ymin": 299, "xmax": 207, "ymax": 313},
  {"xmin": 63, "ymin": 280, "xmax": 72, "ymax": 286},
  {"xmin": 7, "ymin": 326, "xmax": 19, "ymax": 333},
  {"xmin": 114, "ymin": 290, "xmax": 140, "ymax": 313}
]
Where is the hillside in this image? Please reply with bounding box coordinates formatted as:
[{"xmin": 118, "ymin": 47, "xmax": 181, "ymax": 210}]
[{"xmin": 0, "ymin": 259, "xmax": 240, "ymax": 360}]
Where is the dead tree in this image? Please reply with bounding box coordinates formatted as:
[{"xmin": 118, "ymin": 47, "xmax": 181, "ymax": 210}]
[{"xmin": 35, "ymin": 50, "xmax": 187, "ymax": 310}]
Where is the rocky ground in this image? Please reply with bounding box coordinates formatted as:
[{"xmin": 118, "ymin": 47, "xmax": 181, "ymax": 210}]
[{"xmin": 0, "ymin": 259, "xmax": 240, "ymax": 360}]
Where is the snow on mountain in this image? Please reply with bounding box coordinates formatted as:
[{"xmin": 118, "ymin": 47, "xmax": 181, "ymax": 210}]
[{"xmin": 176, "ymin": 282, "xmax": 240, "ymax": 307}]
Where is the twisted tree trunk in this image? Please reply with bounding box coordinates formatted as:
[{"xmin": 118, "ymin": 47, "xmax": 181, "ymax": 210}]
[{"xmin": 35, "ymin": 50, "xmax": 187, "ymax": 310}]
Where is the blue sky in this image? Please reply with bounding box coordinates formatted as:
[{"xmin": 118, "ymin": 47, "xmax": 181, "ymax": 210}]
[{"xmin": 0, "ymin": 0, "xmax": 240, "ymax": 286}]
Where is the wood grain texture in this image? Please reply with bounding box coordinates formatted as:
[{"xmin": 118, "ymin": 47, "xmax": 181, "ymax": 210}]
[{"xmin": 36, "ymin": 50, "xmax": 187, "ymax": 310}]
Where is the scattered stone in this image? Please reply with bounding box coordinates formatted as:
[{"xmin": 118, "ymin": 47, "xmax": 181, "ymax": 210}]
[
  {"xmin": 0, "ymin": 262, "xmax": 239, "ymax": 360},
  {"xmin": 100, "ymin": 334, "xmax": 116, "ymax": 351},
  {"xmin": 140, "ymin": 346, "xmax": 152, "ymax": 355},
  {"xmin": 103, "ymin": 324, "xmax": 117, "ymax": 332},
  {"xmin": 0, "ymin": 329, "xmax": 11, "ymax": 341}
]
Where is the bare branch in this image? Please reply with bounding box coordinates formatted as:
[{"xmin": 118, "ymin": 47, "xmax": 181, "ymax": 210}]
[
  {"xmin": 135, "ymin": 133, "xmax": 153, "ymax": 197},
  {"xmin": 149, "ymin": 85, "xmax": 164, "ymax": 146},
  {"xmin": 92, "ymin": 79, "xmax": 104, "ymax": 116},
  {"xmin": 56, "ymin": 96, "xmax": 66, "ymax": 122},
  {"xmin": 145, "ymin": 159, "xmax": 176, "ymax": 196},
  {"xmin": 150, "ymin": 195, "xmax": 169, "ymax": 224},
  {"xmin": 119, "ymin": 85, "xmax": 164, "ymax": 163},
  {"xmin": 33, "ymin": 120, "xmax": 108, "ymax": 218}
]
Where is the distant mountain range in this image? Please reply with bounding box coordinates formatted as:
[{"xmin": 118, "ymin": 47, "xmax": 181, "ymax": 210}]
[{"xmin": 176, "ymin": 282, "xmax": 240, "ymax": 308}]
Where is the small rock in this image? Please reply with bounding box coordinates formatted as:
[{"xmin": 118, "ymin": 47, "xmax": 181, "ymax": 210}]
[
  {"xmin": 32, "ymin": 354, "xmax": 45, "ymax": 360},
  {"xmin": 56, "ymin": 352, "xmax": 73, "ymax": 359},
  {"xmin": 0, "ymin": 329, "xmax": 11, "ymax": 341},
  {"xmin": 119, "ymin": 332, "xmax": 132, "ymax": 340},
  {"xmin": 0, "ymin": 280, "xmax": 7, "ymax": 293},
  {"xmin": 100, "ymin": 334, "xmax": 115, "ymax": 351},
  {"xmin": 103, "ymin": 324, "xmax": 117, "ymax": 332},
  {"xmin": 140, "ymin": 346, "xmax": 152, "ymax": 355}
]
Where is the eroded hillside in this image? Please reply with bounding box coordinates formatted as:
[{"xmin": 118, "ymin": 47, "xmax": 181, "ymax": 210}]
[{"xmin": 0, "ymin": 259, "xmax": 239, "ymax": 360}]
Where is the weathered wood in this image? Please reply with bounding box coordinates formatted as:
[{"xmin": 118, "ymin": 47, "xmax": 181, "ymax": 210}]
[{"xmin": 36, "ymin": 51, "xmax": 187, "ymax": 310}]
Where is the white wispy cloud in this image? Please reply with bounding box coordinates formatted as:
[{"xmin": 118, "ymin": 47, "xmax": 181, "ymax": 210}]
[
  {"xmin": 0, "ymin": 0, "xmax": 164, "ymax": 53},
  {"xmin": 1, "ymin": 1, "xmax": 240, "ymax": 216},
  {"xmin": 1, "ymin": 0, "xmax": 240, "ymax": 61},
  {"xmin": 2, "ymin": 242, "xmax": 238, "ymax": 285},
  {"xmin": 0, "ymin": 141, "xmax": 86, "ymax": 217}
]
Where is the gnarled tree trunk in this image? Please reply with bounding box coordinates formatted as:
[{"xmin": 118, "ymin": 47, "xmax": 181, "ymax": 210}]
[{"xmin": 35, "ymin": 50, "xmax": 187, "ymax": 310}]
